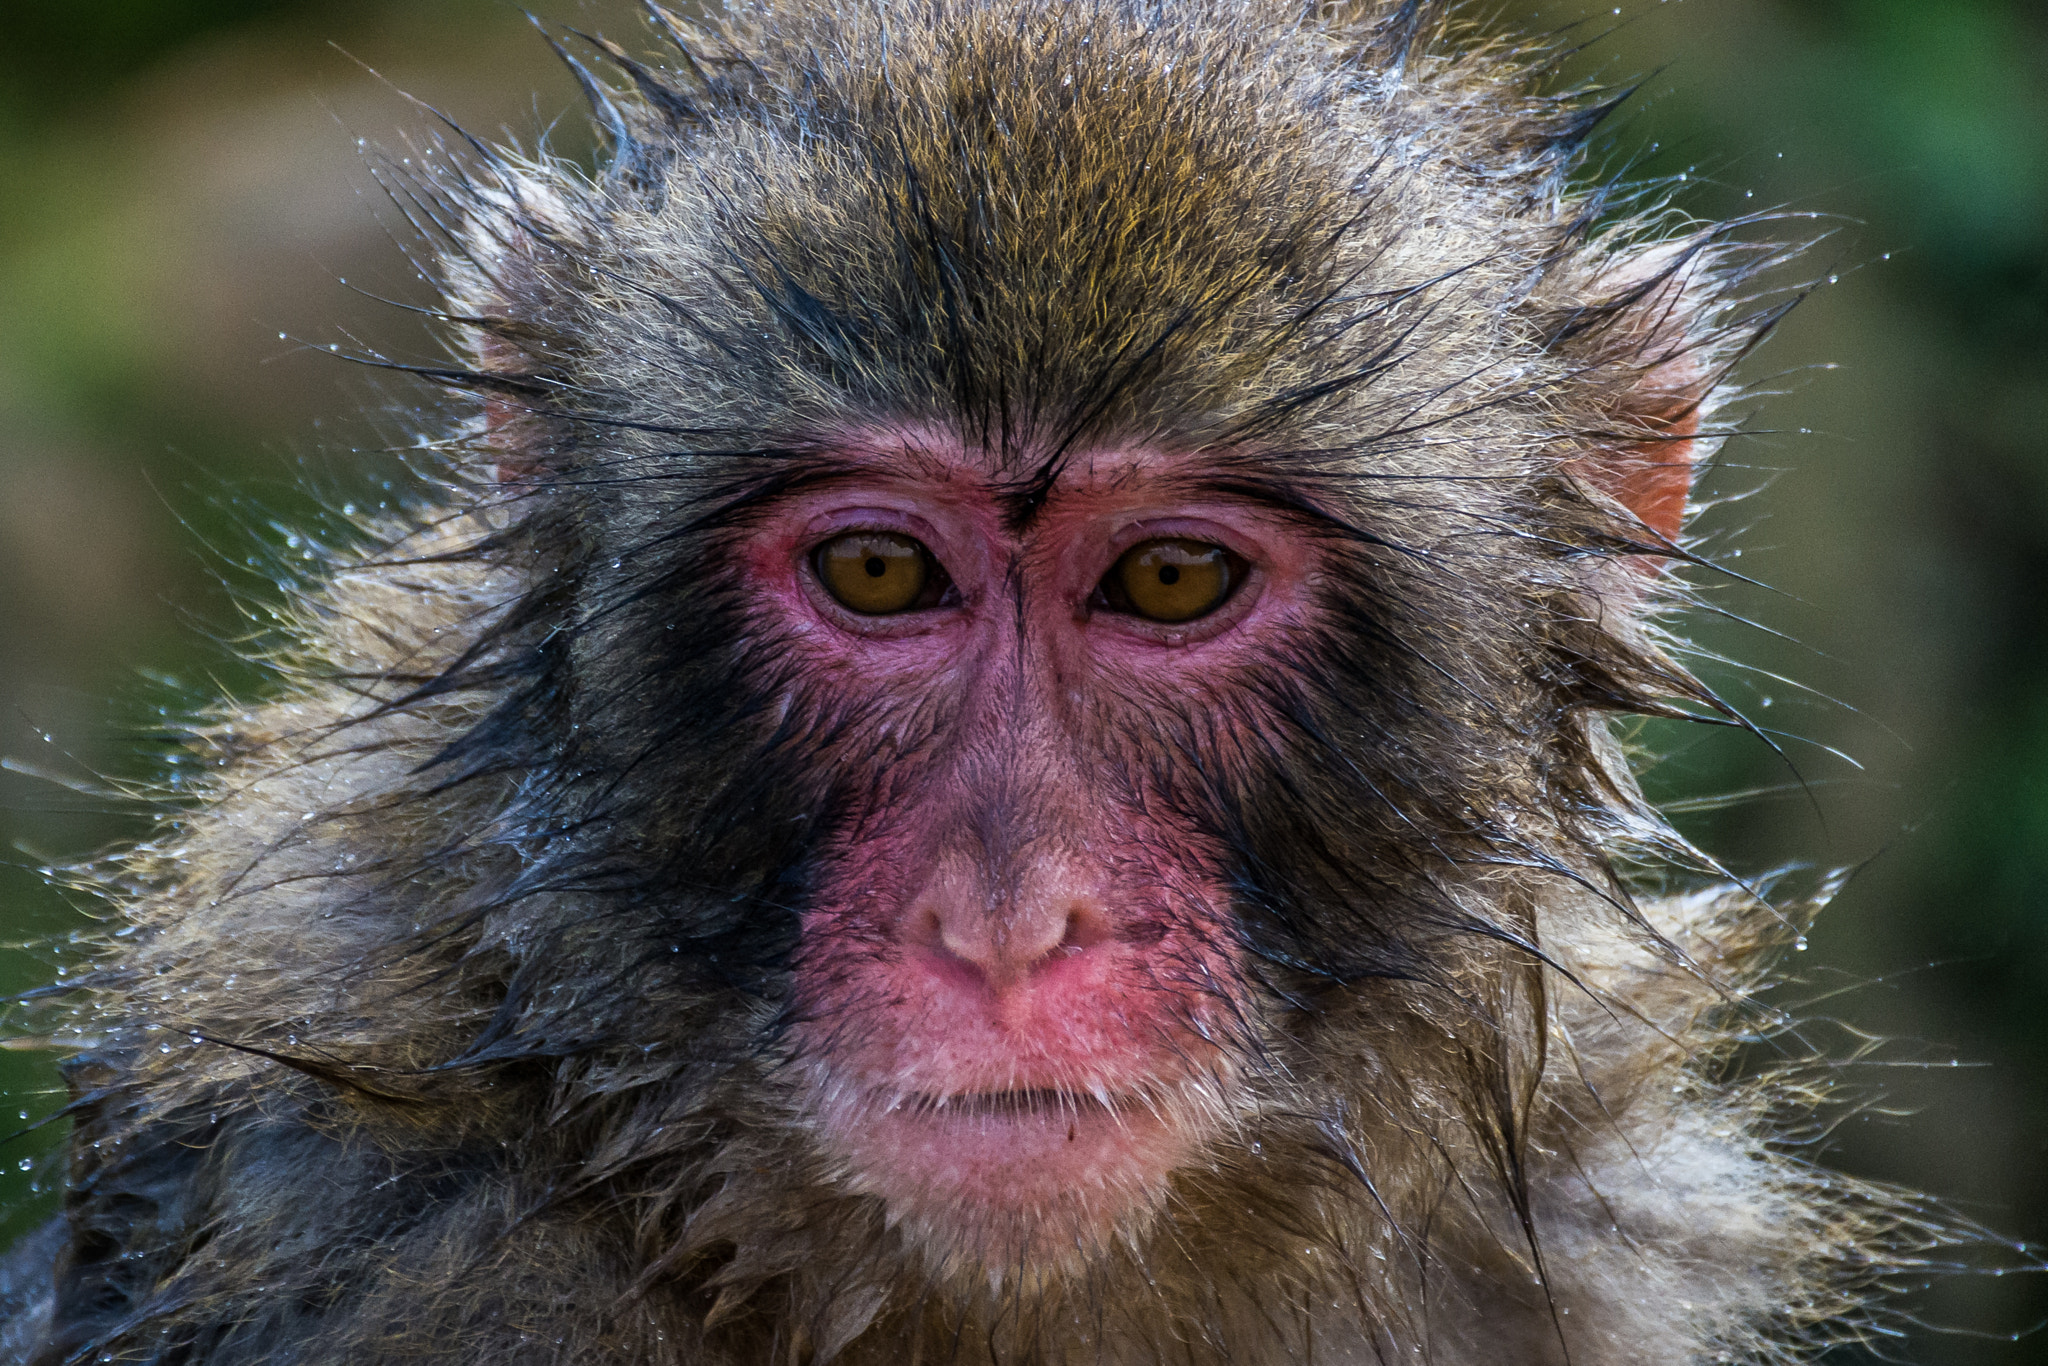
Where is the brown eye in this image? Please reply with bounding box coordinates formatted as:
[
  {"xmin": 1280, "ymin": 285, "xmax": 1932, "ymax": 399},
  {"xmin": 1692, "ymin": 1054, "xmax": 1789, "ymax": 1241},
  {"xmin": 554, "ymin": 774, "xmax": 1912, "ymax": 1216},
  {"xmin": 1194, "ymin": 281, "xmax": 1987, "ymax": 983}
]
[
  {"xmin": 1103, "ymin": 538, "xmax": 1241, "ymax": 623},
  {"xmin": 814, "ymin": 531, "xmax": 937, "ymax": 614}
]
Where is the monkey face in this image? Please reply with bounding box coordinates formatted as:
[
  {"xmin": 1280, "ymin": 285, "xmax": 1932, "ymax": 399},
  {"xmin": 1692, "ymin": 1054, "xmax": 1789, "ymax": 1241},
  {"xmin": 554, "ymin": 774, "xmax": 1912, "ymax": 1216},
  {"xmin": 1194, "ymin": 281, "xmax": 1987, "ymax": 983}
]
[
  {"xmin": 551, "ymin": 378, "xmax": 1605, "ymax": 1282},
  {"xmin": 690, "ymin": 431, "xmax": 1327, "ymax": 1270}
]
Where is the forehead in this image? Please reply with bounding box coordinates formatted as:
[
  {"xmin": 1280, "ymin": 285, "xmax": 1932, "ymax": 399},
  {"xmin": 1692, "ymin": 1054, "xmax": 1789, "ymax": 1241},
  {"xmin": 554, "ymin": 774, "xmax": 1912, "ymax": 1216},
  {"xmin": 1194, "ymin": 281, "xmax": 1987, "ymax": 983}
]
[
  {"xmin": 862, "ymin": 429, "xmax": 1178, "ymax": 477},
  {"xmin": 825, "ymin": 428, "xmax": 1240, "ymax": 519},
  {"xmin": 686, "ymin": 14, "xmax": 1355, "ymax": 457}
]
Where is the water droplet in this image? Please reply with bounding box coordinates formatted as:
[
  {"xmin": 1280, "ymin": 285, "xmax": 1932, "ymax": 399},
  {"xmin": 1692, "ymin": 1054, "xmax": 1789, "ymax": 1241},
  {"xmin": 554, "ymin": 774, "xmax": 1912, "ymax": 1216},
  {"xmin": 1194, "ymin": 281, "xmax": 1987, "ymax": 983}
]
[{"xmin": 16, "ymin": 1159, "xmax": 31, "ymax": 1172}]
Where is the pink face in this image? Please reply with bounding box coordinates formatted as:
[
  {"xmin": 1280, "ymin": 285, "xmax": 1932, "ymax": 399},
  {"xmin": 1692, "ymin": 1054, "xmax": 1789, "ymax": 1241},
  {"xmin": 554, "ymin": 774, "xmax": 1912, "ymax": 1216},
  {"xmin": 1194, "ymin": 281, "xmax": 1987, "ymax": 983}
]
[{"xmin": 739, "ymin": 432, "xmax": 1324, "ymax": 1271}]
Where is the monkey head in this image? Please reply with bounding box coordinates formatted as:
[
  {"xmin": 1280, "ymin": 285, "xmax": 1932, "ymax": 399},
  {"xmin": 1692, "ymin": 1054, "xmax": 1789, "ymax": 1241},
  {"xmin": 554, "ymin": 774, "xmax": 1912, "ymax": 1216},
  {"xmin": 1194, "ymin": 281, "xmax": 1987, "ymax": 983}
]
[{"xmin": 436, "ymin": 0, "xmax": 1721, "ymax": 1286}]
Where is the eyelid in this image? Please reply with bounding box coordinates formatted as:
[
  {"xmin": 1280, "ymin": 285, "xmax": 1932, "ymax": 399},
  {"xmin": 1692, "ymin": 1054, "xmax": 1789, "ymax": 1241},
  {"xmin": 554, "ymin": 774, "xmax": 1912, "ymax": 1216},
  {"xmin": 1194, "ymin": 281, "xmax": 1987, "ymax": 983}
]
[
  {"xmin": 1100, "ymin": 515, "xmax": 1260, "ymax": 565},
  {"xmin": 799, "ymin": 506, "xmax": 947, "ymax": 545}
]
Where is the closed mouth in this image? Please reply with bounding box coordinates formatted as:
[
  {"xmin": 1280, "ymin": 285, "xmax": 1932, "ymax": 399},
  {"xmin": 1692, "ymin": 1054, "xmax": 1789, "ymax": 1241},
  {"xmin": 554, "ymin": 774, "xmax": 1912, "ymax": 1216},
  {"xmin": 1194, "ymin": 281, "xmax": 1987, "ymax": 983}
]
[
  {"xmin": 880, "ymin": 1086, "xmax": 1129, "ymax": 1122},
  {"xmin": 814, "ymin": 1070, "xmax": 1213, "ymax": 1260}
]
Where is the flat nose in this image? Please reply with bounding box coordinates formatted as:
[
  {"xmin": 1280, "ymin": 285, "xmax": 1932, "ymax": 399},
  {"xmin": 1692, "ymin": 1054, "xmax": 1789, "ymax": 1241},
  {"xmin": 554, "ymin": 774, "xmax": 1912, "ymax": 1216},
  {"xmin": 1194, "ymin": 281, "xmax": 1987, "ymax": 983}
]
[{"xmin": 903, "ymin": 856, "xmax": 1113, "ymax": 989}]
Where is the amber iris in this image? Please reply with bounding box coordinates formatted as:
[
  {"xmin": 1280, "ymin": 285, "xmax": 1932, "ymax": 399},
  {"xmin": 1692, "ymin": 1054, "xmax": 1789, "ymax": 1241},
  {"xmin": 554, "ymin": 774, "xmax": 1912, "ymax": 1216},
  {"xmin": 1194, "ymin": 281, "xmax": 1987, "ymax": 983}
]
[
  {"xmin": 815, "ymin": 531, "xmax": 933, "ymax": 614},
  {"xmin": 1107, "ymin": 538, "xmax": 1239, "ymax": 623}
]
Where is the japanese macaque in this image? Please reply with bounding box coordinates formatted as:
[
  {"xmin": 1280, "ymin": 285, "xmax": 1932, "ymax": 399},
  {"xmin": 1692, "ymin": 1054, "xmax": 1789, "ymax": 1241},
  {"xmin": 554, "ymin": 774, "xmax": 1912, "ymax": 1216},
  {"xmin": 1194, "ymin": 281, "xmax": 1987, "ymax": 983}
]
[{"xmin": 0, "ymin": 1, "xmax": 1934, "ymax": 1363}]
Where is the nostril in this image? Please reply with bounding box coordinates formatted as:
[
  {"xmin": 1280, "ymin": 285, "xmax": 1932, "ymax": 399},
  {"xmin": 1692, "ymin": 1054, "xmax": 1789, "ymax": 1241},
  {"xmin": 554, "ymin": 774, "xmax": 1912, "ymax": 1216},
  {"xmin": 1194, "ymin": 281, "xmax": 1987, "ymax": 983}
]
[
  {"xmin": 908, "ymin": 901, "xmax": 948, "ymax": 951},
  {"xmin": 897, "ymin": 859, "xmax": 1116, "ymax": 985},
  {"xmin": 912, "ymin": 900, "xmax": 1113, "ymax": 985},
  {"xmin": 1059, "ymin": 902, "xmax": 1113, "ymax": 954}
]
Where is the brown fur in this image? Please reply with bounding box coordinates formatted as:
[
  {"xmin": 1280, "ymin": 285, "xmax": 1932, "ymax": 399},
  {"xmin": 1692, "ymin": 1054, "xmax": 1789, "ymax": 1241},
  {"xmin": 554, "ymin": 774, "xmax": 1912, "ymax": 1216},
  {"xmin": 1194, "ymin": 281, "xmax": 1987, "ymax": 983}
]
[{"xmin": 6, "ymin": 2, "xmax": 1944, "ymax": 1362}]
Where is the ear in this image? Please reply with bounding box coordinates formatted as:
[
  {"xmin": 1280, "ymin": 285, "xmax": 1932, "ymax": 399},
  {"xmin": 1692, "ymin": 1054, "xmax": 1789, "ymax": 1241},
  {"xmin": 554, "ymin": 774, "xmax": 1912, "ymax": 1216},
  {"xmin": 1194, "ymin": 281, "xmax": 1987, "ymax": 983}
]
[
  {"xmin": 477, "ymin": 332, "xmax": 552, "ymax": 484},
  {"xmin": 1563, "ymin": 243, "xmax": 1720, "ymax": 553},
  {"xmin": 1577, "ymin": 365, "xmax": 1701, "ymax": 547},
  {"xmin": 438, "ymin": 175, "xmax": 587, "ymax": 486}
]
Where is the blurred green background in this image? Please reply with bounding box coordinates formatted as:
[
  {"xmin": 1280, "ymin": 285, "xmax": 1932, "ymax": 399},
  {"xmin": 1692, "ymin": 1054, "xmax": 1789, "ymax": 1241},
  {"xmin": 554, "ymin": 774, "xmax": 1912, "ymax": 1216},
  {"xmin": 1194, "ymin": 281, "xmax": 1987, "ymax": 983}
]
[{"xmin": 0, "ymin": 0, "xmax": 2041, "ymax": 1359}]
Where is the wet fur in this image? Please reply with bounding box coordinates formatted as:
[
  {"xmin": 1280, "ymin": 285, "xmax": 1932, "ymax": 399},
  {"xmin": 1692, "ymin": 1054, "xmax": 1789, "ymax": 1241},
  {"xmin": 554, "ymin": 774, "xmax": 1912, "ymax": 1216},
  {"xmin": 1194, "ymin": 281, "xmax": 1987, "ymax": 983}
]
[{"xmin": 7, "ymin": 1, "xmax": 1937, "ymax": 1362}]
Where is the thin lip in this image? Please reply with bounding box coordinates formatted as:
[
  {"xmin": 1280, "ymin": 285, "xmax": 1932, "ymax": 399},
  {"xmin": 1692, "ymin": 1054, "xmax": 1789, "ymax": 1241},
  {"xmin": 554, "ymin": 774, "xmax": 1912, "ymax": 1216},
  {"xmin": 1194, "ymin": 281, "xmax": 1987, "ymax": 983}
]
[{"xmin": 874, "ymin": 1086, "xmax": 1136, "ymax": 1122}]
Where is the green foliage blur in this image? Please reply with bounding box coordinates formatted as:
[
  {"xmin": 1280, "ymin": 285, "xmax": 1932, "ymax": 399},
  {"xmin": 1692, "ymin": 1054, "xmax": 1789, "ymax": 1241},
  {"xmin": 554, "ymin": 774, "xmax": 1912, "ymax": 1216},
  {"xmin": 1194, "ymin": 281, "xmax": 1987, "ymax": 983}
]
[{"xmin": 0, "ymin": 1, "xmax": 2041, "ymax": 1360}]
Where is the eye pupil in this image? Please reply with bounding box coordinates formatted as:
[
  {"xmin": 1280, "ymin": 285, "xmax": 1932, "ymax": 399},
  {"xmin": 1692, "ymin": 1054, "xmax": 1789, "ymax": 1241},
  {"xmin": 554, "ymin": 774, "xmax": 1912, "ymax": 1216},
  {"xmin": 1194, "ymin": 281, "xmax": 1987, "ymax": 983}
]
[
  {"xmin": 1157, "ymin": 565, "xmax": 1181, "ymax": 585},
  {"xmin": 865, "ymin": 556, "xmax": 887, "ymax": 578}
]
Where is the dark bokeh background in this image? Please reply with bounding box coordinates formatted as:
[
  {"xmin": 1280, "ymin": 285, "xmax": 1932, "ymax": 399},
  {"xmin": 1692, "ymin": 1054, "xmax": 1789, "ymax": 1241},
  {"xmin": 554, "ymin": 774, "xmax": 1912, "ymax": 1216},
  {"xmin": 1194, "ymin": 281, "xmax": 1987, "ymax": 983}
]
[{"xmin": 0, "ymin": 1, "xmax": 2041, "ymax": 1359}]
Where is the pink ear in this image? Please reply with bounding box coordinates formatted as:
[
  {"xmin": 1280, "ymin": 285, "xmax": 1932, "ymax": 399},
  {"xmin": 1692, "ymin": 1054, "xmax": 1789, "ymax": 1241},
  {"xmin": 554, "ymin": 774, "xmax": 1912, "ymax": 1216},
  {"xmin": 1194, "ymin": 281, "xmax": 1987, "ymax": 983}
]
[
  {"xmin": 484, "ymin": 395, "xmax": 541, "ymax": 483},
  {"xmin": 1563, "ymin": 246, "xmax": 1716, "ymax": 553},
  {"xmin": 1574, "ymin": 383, "xmax": 1701, "ymax": 547},
  {"xmin": 477, "ymin": 333, "xmax": 546, "ymax": 483}
]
